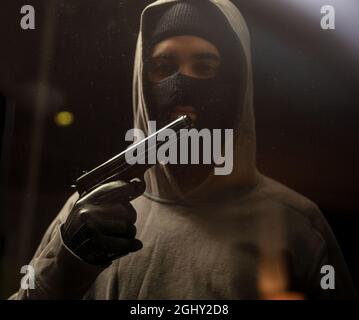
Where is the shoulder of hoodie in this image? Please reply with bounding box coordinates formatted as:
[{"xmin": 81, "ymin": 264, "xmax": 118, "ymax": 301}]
[{"xmin": 245, "ymin": 174, "xmax": 330, "ymax": 238}]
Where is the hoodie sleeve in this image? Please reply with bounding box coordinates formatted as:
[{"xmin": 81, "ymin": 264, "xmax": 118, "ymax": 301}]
[
  {"xmin": 284, "ymin": 203, "xmax": 358, "ymax": 300},
  {"xmin": 305, "ymin": 206, "xmax": 358, "ymax": 299},
  {"xmin": 8, "ymin": 193, "xmax": 106, "ymax": 300}
]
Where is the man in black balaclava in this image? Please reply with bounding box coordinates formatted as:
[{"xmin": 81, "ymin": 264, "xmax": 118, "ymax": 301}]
[
  {"xmin": 142, "ymin": 1, "xmax": 242, "ymax": 190},
  {"xmin": 10, "ymin": 0, "xmax": 357, "ymax": 300}
]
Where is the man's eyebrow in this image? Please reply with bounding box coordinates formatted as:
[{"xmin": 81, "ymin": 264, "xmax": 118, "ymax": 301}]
[
  {"xmin": 192, "ymin": 52, "xmax": 221, "ymax": 62},
  {"xmin": 151, "ymin": 52, "xmax": 176, "ymax": 60},
  {"xmin": 150, "ymin": 52, "xmax": 221, "ymax": 62}
]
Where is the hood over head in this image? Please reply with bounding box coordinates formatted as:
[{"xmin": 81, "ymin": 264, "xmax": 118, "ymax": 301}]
[{"xmin": 132, "ymin": 0, "xmax": 259, "ymax": 205}]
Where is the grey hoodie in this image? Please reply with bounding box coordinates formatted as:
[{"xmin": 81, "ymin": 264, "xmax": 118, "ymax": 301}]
[{"xmin": 10, "ymin": 0, "xmax": 357, "ymax": 299}]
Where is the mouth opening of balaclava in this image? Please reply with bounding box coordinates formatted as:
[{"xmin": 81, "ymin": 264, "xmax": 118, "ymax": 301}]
[{"xmin": 142, "ymin": 0, "xmax": 242, "ymax": 131}]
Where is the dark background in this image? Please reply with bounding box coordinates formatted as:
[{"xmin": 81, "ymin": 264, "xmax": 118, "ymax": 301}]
[{"xmin": 0, "ymin": 0, "xmax": 358, "ymax": 298}]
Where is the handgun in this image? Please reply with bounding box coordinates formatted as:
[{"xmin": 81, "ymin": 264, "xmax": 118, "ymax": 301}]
[{"xmin": 75, "ymin": 115, "xmax": 192, "ymax": 197}]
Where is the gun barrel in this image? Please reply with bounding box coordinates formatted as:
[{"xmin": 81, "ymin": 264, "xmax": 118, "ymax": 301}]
[{"xmin": 76, "ymin": 115, "xmax": 192, "ymax": 196}]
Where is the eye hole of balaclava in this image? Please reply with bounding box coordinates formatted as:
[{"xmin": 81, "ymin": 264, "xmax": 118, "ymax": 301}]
[{"xmin": 142, "ymin": 1, "xmax": 241, "ymax": 131}]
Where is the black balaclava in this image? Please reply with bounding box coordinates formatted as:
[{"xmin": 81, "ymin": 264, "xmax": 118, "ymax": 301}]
[{"xmin": 143, "ymin": 1, "xmax": 241, "ymax": 130}]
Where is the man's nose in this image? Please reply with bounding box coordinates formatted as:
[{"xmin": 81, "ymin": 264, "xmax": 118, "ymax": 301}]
[{"xmin": 178, "ymin": 64, "xmax": 196, "ymax": 78}]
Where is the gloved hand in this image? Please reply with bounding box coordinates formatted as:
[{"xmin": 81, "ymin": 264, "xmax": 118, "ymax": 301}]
[{"xmin": 61, "ymin": 179, "xmax": 145, "ymax": 266}]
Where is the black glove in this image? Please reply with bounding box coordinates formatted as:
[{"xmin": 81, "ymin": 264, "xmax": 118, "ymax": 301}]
[{"xmin": 61, "ymin": 179, "xmax": 145, "ymax": 266}]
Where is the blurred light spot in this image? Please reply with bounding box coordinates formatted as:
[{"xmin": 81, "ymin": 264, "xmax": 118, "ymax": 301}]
[
  {"xmin": 257, "ymin": 253, "xmax": 305, "ymax": 300},
  {"xmin": 54, "ymin": 111, "xmax": 74, "ymax": 126}
]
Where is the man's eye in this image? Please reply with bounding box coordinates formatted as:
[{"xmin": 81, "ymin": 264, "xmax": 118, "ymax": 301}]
[
  {"xmin": 193, "ymin": 63, "xmax": 219, "ymax": 77},
  {"xmin": 151, "ymin": 64, "xmax": 177, "ymax": 78}
]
